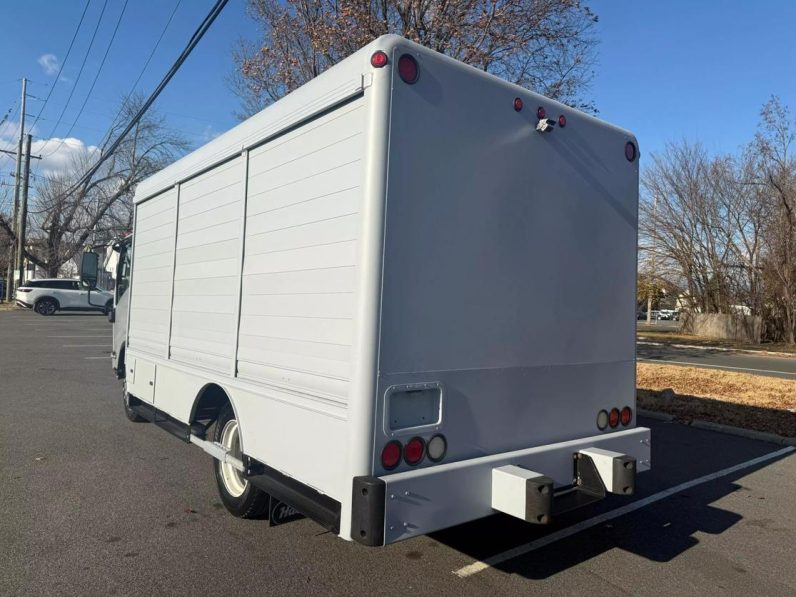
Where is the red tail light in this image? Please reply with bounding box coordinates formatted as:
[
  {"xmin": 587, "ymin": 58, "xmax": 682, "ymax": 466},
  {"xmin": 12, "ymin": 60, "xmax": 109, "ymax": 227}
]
[
  {"xmin": 381, "ymin": 440, "xmax": 401, "ymax": 470},
  {"xmin": 17, "ymin": 288, "xmax": 32, "ymax": 293},
  {"xmin": 608, "ymin": 408, "xmax": 620, "ymax": 428},
  {"xmin": 620, "ymin": 406, "xmax": 633, "ymax": 426},
  {"xmin": 404, "ymin": 437, "xmax": 425, "ymax": 465},
  {"xmin": 625, "ymin": 141, "xmax": 637, "ymax": 162},
  {"xmin": 370, "ymin": 51, "xmax": 388, "ymax": 68},
  {"xmin": 398, "ymin": 54, "xmax": 419, "ymax": 84}
]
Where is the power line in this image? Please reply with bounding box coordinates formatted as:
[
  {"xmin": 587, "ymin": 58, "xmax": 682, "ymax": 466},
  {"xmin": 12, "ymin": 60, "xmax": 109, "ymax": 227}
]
[
  {"xmin": 37, "ymin": 0, "xmax": 109, "ymax": 156},
  {"xmin": 41, "ymin": 0, "xmax": 130, "ymax": 158},
  {"xmin": 65, "ymin": 0, "xmax": 230, "ymax": 196},
  {"xmin": 28, "ymin": 0, "xmax": 92, "ymax": 134}
]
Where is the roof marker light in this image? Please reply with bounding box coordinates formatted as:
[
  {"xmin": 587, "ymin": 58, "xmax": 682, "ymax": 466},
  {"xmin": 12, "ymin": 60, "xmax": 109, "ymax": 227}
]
[
  {"xmin": 514, "ymin": 97, "xmax": 523, "ymax": 112},
  {"xmin": 370, "ymin": 51, "xmax": 388, "ymax": 68},
  {"xmin": 537, "ymin": 106, "xmax": 546, "ymax": 119},
  {"xmin": 625, "ymin": 141, "xmax": 637, "ymax": 162},
  {"xmin": 558, "ymin": 115, "xmax": 567, "ymax": 128}
]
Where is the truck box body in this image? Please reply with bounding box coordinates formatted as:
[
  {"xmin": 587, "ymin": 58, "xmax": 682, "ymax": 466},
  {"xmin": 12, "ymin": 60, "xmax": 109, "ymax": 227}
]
[{"xmin": 123, "ymin": 35, "xmax": 648, "ymax": 544}]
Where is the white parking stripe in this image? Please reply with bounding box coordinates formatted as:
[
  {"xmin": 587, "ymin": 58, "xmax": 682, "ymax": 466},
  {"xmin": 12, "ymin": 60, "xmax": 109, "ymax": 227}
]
[
  {"xmin": 62, "ymin": 344, "xmax": 111, "ymax": 347},
  {"xmin": 84, "ymin": 356, "xmax": 109, "ymax": 359},
  {"xmin": 637, "ymin": 358, "xmax": 796, "ymax": 377},
  {"xmin": 452, "ymin": 446, "xmax": 795, "ymax": 578}
]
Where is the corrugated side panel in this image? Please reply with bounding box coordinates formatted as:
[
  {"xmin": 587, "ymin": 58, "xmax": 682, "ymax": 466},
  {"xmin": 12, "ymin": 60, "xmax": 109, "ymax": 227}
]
[
  {"xmin": 129, "ymin": 189, "xmax": 177, "ymax": 356},
  {"xmin": 169, "ymin": 156, "xmax": 244, "ymax": 372},
  {"xmin": 236, "ymin": 98, "xmax": 365, "ymax": 408}
]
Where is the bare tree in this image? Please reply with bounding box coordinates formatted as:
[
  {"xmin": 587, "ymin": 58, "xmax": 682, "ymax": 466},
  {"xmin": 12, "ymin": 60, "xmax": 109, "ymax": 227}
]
[
  {"xmin": 752, "ymin": 97, "xmax": 796, "ymax": 343},
  {"xmin": 0, "ymin": 96, "xmax": 187, "ymax": 277},
  {"xmin": 231, "ymin": 0, "xmax": 599, "ymax": 117}
]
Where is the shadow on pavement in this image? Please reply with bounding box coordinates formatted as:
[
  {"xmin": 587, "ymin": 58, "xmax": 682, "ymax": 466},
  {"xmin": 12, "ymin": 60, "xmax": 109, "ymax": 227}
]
[{"xmin": 430, "ymin": 419, "xmax": 792, "ymax": 580}]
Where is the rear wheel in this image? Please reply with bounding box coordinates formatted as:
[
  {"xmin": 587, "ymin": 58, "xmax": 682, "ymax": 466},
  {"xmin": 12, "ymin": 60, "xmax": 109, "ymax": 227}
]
[
  {"xmin": 35, "ymin": 298, "xmax": 57, "ymax": 316},
  {"xmin": 213, "ymin": 404, "xmax": 269, "ymax": 518}
]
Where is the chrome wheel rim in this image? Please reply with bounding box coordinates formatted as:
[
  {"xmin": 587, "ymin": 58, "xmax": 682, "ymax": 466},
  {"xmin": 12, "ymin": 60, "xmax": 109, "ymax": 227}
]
[{"xmin": 219, "ymin": 419, "xmax": 247, "ymax": 497}]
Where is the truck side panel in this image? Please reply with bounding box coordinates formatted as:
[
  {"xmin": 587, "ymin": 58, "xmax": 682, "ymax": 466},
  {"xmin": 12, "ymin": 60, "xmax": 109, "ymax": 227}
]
[
  {"xmin": 128, "ymin": 188, "xmax": 177, "ymax": 359},
  {"xmin": 236, "ymin": 98, "xmax": 366, "ymax": 409},
  {"xmin": 169, "ymin": 156, "xmax": 245, "ymax": 372}
]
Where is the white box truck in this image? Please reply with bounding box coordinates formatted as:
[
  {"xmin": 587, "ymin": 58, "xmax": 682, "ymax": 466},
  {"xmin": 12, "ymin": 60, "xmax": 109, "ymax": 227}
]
[{"xmin": 82, "ymin": 34, "xmax": 649, "ymax": 546}]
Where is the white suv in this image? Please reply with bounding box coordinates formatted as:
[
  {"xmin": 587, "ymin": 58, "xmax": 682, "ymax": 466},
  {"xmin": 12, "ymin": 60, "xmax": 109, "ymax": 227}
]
[{"xmin": 15, "ymin": 278, "xmax": 113, "ymax": 316}]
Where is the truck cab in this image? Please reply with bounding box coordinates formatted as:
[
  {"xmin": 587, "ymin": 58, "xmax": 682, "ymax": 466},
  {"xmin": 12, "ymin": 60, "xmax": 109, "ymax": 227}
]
[{"xmin": 110, "ymin": 237, "xmax": 132, "ymax": 379}]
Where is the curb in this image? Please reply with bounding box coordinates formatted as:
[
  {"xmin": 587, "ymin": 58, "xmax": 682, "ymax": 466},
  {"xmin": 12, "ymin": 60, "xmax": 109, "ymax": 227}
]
[
  {"xmin": 637, "ymin": 338, "xmax": 796, "ymax": 359},
  {"xmin": 638, "ymin": 408, "xmax": 796, "ymax": 446},
  {"xmin": 689, "ymin": 420, "xmax": 796, "ymax": 446},
  {"xmin": 637, "ymin": 408, "xmax": 674, "ymax": 422}
]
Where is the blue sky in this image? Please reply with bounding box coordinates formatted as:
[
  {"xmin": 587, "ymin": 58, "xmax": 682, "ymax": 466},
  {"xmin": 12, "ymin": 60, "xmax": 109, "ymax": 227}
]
[{"xmin": 0, "ymin": 0, "xmax": 794, "ymax": 184}]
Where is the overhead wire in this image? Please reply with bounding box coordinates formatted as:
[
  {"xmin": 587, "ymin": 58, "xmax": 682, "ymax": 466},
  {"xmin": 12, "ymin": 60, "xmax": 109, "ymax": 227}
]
[
  {"xmin": 100, "ymin": 0, "xmax": 183, "ymax": 149},
  {"xmin": 28, "ymin": 0, "xmax": 92, "ymax": 134},
  {"xmin": 37, "ymin": 0, "xmax": 110, "ymax": 156},
  {"xmin": 41, "ymin": 0, "xmax": 130, "ymax": 158},
  {"xmin": 63, "ymin": 0, "xmax": 230, "ymax": 197}
]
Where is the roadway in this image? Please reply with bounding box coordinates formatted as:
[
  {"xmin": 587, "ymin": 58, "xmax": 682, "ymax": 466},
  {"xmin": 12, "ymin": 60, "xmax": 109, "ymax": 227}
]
[
  {"xmin": 2, "ymin": 309, "xmax": 796, "ymax": 595},
  {"xmin": 637, "ymin": 342, "xmax": 796, "ymax": 379}
]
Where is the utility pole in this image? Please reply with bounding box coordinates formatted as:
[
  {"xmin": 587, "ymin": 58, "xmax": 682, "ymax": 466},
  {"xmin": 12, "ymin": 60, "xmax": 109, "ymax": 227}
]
[
  {"xmin": 16, "ymin": 134, "xmax": 32, "ymax": 287},
  {"xmin": 5, "ymin": 77, "xmax": 26, "ymax": 302}
]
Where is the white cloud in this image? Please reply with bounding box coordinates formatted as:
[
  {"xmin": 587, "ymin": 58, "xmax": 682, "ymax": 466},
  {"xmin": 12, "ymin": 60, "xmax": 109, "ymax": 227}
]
[
  {"xmin": 38, "ymin": 54, "xmax": 60, "ymax": 76},
  {"xmin": 0, "ymin": 122, "xmax": 99, "ymax": 179}
]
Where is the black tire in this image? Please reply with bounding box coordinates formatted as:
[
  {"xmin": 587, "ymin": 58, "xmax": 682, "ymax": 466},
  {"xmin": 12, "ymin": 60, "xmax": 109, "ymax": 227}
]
[
  {"xmin": 213, "ymin": 403, "xmax": 269, "ymax": 518},
  {"xmin": 123, "ymin": 391, "xmax": 148, "ymax": 423},
  {"xmin": 35, "ymin": 298, "xmax": 57, "ymax": 316},
  {"xmin": 105, "ymin": 301, "xmax": 113, "ymax": 318}
]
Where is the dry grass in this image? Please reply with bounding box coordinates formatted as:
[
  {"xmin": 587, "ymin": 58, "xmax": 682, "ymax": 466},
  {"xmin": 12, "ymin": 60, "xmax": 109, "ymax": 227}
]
[
  {"xmin": 0, "ymin": 302, "xmax": 18, "ymax": 311},
  {"xmin": 637, "ymin": 363, "xmax": 796, "ymax": 437}
]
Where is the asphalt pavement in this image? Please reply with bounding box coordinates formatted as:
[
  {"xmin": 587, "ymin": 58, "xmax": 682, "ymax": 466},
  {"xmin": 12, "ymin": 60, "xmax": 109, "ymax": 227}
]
[
  {"xmin": 637, "ymin": 342, "xmax": 796, "ymax": 379},
  {"xmin": 2, "ymin": 309, "xmax": 796, "ymax": 596}
]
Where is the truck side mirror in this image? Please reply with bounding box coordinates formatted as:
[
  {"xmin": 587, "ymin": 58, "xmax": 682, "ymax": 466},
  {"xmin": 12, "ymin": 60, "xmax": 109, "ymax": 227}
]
[{"xmin": 80, "ymin": 252, "xmax": 99, "ymax": 289}]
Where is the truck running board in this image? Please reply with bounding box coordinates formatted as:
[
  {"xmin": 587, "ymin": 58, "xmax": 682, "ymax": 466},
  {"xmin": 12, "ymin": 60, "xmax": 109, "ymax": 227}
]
[
  {"xmin": 129, "ymin": 398, "xmax": 342, "ymax": 535},
  {"xmin": 128, "ymin": 400, "xmax": 207, "ymax": 442},
  {"xmin": 245, "ymin": 457, "xmax": 342, "ymax": 535}
]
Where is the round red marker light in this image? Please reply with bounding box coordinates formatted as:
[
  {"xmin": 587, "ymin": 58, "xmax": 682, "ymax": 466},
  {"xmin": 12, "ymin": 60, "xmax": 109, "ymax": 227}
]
[
  {"xmin": 370, "ymin": 50, "xmax": 388, "ymax": 68},
  {"xmin": 398, "ymin": 54, "xmax": 419, "ymax": 84},
  {"xmin": 620, "ymin": 406, "xmax": 633, "ymax": 426},
  {"xmin": 381, "ymin": 440, "xmax": 401, "ymax": 470},
  {"xmin": 558, "ymin": 115, "xmax": 567, "ymax": 128},
  {"xmin": 513, "ymin": 97, "xmax": 523, "ymax": 112},
  {"xmin": 608, "ymin": 408, "xmax": 620, "ymax": 428},
  {"xmin": 537, "ymin": 106, "xmax": 546, "ymax": 119},
  {"xmin": 404, "ymin": 436, "xmax": 425, "ymax": 465},
  {"xmin": 625, "ymin": 141, "xmax": 637, "ymax": 162}
]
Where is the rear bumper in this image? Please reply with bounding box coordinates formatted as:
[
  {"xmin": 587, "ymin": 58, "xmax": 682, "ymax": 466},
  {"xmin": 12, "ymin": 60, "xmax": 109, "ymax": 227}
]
[
  {"xmin": 353, "ymin": 427, "xmax": 651, "ymax": 545},
  {"xmin": 15, "ymin": 299, "xmax": 32, "ymax": 308}
]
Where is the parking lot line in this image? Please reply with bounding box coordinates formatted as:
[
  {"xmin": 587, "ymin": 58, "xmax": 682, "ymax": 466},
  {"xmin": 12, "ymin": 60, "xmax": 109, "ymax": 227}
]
[
  {"xmin": 84, "ymin": 356, "xmax": 109, "ymax": 360},
  {"xmin": 50, "ymin": 335, "xmax": 111, "ymax": 338},
  {"xmin": 62, "ymin": 344, "xmax": 111, "ymax": 347},
  {"xmin": 452, "ymin": 446, "xmax": 795, "ymax": 579}
]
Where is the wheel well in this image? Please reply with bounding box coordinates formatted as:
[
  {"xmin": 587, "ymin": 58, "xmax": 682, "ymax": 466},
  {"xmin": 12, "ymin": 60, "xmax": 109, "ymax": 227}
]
[
  {"xmin": 190, "ymin": 383, "xmax": 232, "ymax": 431},
  {"xmin": 35, "ymin": 295, "xmax": 60, "ymax": 309}
]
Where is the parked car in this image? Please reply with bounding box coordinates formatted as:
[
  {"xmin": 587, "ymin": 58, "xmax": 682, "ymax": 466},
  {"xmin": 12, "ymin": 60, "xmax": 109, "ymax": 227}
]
[
  {"xmin": 15, "ymin": 278, "xmax": 113, "ymax": 316},
  {"xmin": 657, "ymin": 309, "xmax": 678, "ymax": 320}
]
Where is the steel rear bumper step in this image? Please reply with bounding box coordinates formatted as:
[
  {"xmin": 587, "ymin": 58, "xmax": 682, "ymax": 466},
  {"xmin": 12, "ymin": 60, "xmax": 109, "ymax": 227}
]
[{"xmin": 492, "ymin": 448, "xmax": 636, "ymax": 524}]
